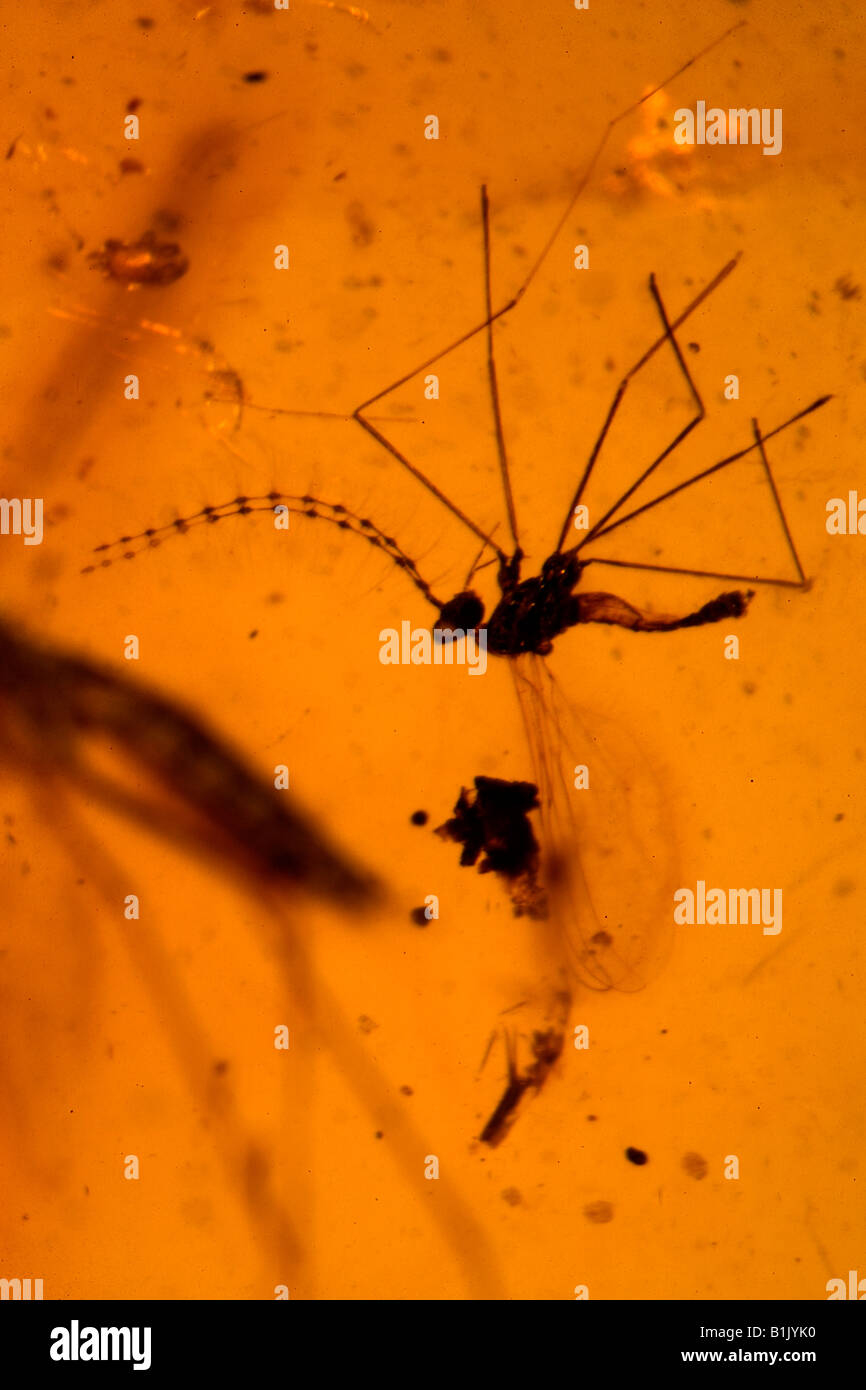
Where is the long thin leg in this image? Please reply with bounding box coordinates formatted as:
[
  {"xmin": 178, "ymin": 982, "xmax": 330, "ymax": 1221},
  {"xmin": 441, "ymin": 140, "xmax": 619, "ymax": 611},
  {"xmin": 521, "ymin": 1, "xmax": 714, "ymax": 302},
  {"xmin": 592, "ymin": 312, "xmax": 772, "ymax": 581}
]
[
  {"xmin": 352, "ymin": 24, "xmax": 744, "ymax": 549},
  {"xmin": 554, "ymin": 264, "xmax": 718, "ymax": 554},
  {"xmin": 750, "ymin": 414, "xmax": 807, "ymax": 585},
  {"xmin": 353, "ymin": 21, "xmax": 744, "ymax": 419},
  {"xmin": 581, "ymin": 556, "xmax": 804, "ymax": 590},
  {"xmin": 354, "ymin": 256, "xmax": 738, "ymax": 564},
  {"xmin": 241, "ymin": 402, "xmax": 414, "ymax": 425},
  {"xmin": 481, "ymin": 185, "xmax": 520, "ymax": 552},
  {"xmin": 575, "ymin": 396, "xmax": 829, "ymax": 585},
  {"xmin": 354, "ymin": 410, "xmax": 509, "ymax": 564}
]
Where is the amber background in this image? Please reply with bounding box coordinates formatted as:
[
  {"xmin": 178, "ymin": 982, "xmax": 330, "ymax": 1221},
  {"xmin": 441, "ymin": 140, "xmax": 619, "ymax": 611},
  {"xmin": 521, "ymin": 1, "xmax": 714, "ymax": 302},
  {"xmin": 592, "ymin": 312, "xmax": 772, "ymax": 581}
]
[{"xmin": 1, "ymin": 0, "xmax": 864, "ymax": 1299}]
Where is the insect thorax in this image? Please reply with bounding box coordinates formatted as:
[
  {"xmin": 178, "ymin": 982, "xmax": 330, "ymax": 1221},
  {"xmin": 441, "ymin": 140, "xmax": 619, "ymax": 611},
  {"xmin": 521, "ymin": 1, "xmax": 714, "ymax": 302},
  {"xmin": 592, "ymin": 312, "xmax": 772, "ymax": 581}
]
[{"xmin": 486, "ymin": 553, "xmax": 586, "ymax": 656}]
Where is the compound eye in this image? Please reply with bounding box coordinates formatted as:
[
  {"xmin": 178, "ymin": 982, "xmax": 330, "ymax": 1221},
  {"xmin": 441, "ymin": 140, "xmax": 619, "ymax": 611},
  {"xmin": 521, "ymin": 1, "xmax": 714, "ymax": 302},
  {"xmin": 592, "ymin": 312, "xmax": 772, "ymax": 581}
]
[{"xmin": 434, "ymin": 590, "xmax": 485, "ymax": 638}]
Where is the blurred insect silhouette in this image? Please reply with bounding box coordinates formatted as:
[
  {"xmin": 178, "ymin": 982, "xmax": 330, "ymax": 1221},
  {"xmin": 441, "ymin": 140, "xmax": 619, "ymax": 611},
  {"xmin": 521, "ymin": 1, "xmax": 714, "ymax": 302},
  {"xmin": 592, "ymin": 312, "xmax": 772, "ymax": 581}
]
[
  {"xmin": 0, "ymin": 612, "xmax": 378, "ymax": 901},
  {"xmin": 84, "ymin": 21, "xmax": 830, "ymax": 1145},
  {"xmin": 0, "ymin": 610, "xmax": 378, "ymax": 1274},
  {"xmin": 0, "ymin": 613, "xmax": 501, "ymax": 1291}
]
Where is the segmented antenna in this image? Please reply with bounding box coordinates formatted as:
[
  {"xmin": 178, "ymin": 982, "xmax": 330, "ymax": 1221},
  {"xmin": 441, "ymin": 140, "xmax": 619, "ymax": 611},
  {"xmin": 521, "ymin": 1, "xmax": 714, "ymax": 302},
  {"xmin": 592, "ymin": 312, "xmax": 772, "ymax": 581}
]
[{"xmin": 83, "ymin": 491, "xmax": 445, "ymax": 610}]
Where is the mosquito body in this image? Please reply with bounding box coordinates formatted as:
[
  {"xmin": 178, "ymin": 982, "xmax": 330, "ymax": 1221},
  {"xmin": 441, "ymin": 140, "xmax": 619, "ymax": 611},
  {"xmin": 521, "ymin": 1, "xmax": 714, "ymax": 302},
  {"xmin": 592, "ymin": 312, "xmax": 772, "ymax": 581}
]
[
  {"xmin": 435, "ymin": 544, "xmax": 753, "ymax": 657},
  {"xmin": 82, "ymin": 19, "xmax": 831, "ymax": 1147}
]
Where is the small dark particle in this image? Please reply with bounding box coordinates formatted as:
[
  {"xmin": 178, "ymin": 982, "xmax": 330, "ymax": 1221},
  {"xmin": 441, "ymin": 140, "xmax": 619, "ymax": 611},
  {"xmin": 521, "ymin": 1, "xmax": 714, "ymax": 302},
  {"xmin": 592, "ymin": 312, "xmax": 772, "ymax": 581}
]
[
  {"xmin": 243, "ymin": 71, "xmax": 268, "ymax": 83},
  {"xmin": 153, "ymin": 207, "xmax": 183, "ymax": 234},
  {"xmin": 399, "ymin": 1085, "xmax": 413, "ymax": 1097},
  {"xmin": 834, "ymin": 275, "xmax": 862, "ymax": 302},
  {"xmin": 333, "ymin": 170, "xmax": 347, "ymax": 182},
  {"xmin": 625, "ymin": 1146, "xmax": 648, "ymax": 1166},
  {"xmin": 681, "ymin": 1151, "xmax": 708, "ymax": 1180},
  {"xmin": 501, "ymin": 1187, "xmax": 521, "ymax": 1206},
  {"xmin": 687, "ymin": 340, "xmax": 700, "ymax": 354},
  {"xmin": 248, "ymin": 629, "xmax": 258, "ymax": 640},
  {"xmin": 590, "ymin": 929, "xmax": 613, "ymax": 948},
  {"xmin": 410, "ymin": 906, "xmax": 429, "ymax": 927},
  {"xmin": 374, "ymin": 1130, "xmax": 383, "ymax": 1139},
  {"xmin": 5, "ymin": 134, "xmax": 21, "ymax": 160},
  {"xmin": 345, "ymin": 200, "xmax": 376, "ymax": 248},
  {"xmin": 127, "ymin": 97, "xmax": 143, "ymax": 112},
  {"xmin": 586, "ymin": 1114, "xmax": 597, "ymax": 1122},
  {"xmin": 88, "ymin": 230, "xmax": 188, "ymax": 287},
  {"xmin": 357, "ymin": 1015, "xmax": 377, "ymax": 1035},
  {"xmin": 202, "ymin": 366, "xmax": 246, "ymax": 432},
  {"xmin": 213, "ymin": 1059, "xmax": 229, "ymax": 1076},
  {"xmin": 410, "ymin": 809, "xmax": 428, "ymax": 826},
  {"xmin": 342, "ymin": 274, "xmax": 383, "ymax": 291},
  {"xmin": 118, "ymin": 157, "xmax": 144, "ymax": 175},
  {"xmin": 136, "ymin": 17, "xmax": 154, "ymax": 29},
  {"xmin": 583, "ymin": 1200, "xmax": 614, "ymax": 1224},
  {"xmin": 834, "ymin": 812, "xmax": 845, "ymax": 822}
]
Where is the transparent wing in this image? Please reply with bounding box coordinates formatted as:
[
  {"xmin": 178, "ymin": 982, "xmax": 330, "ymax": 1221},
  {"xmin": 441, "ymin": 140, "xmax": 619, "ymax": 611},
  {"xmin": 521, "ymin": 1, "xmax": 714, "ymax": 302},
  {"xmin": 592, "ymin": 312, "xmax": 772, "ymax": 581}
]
[{"xmin": 510, "ymin": 653, "xmax": 677, "ymax": 994}]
